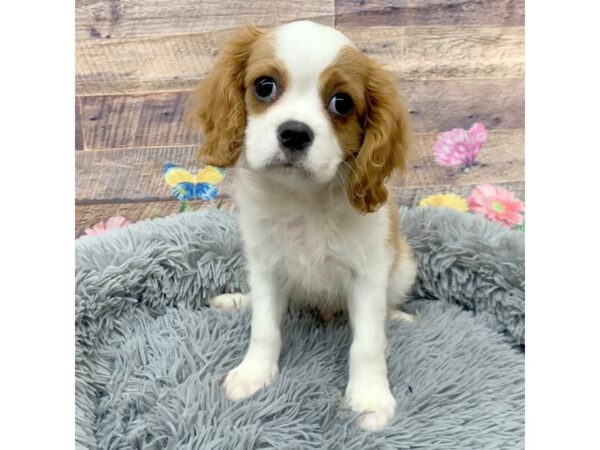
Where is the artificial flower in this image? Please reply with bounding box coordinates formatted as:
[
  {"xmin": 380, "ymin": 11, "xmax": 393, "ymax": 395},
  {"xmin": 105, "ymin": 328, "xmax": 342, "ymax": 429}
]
[
  {"xmin": 163, "ymin": 163, "xmax": 225, "ymax": 202},
  {"xmin": 468, "ymin": 184, "xmax": 524, "ymax": 227},
  {"xmin": 419, "ymin": 193, "xmax": 469, "ymax": 212},
  {"xmin": 433, "ymin": 122, "xmax": 487, "ymax": 168},
  {"xmin": 84, "ymin": 216, "xmax": 130, "ymax": 236}
]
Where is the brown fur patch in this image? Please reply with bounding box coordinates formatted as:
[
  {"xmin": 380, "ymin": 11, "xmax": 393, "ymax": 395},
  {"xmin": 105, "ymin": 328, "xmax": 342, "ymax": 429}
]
[
  {"xmin": 386, "ymin": 199, "xmax": 415, "ymax": 276},
  {"xmin": 243, "ymin": 36, "xmax": 289, "ymax": 116},
  {"xmin": 387, "ymin": 200, "xmax": 401, "ymax": 272},
  {"xmin": 319, "ymin": 48, "xmax": 367, "ymax": 161},
  {"xmin": 188, "ymin": 26, "xmax": 290, "ymax": 166},
  {"xmin": 187, "ymin": 25, "xmax": 263, "ymax": 166},
  {"xmin": 320, "ymin": 46, "xmax": 413, "ymax": 214}
]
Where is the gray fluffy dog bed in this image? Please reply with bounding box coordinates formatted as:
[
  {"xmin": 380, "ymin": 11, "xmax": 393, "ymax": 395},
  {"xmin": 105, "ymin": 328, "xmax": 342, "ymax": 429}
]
[{"xmin": 75, "ymin": 207, "xmax": 524, "ymax": 450}]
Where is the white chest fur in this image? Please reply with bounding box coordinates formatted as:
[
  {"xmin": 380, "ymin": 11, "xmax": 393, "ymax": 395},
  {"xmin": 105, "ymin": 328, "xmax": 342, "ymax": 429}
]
[{"xmin": 234, "ymin": 170, "xmax": 392, "ymax": 307}]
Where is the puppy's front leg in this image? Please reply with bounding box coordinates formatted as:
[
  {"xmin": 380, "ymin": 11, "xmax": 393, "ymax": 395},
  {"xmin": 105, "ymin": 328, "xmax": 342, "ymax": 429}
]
[
  {"xmin": 223, "ymin": 266, "xmax": 288, "ymax": 401},
  {"xmin": 345, "ymin": 275, "xmax": 396, "ymax": 431}
]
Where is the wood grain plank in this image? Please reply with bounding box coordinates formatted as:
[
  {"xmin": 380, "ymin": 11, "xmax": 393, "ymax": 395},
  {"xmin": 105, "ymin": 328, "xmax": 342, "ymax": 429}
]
[
  {"xmin": 335, "ymin": 0, "xmax": 525, "ymax": 27},
  {"xmin": 79, "ymin": 78, "xmax": 523, "ymax": 150},
  {"xmin": 75, "ymin": 145, "xmax": 234, "ymax": 202},
  {"xmin": 76, "ymin": 30, "xmax": 225, "ymax": 96},
  {"xmin": 75, "ymin": 129, "xmax": 522, "ymax": 203},
  {"xmin": 405, "ymin": 78, "xmax": 524, "ymax": 132},
  {"xmin": 76, "ymin": 26, "xmax": 523, "ymax": 96},
  {"xmin": 80, "ymin": 91, "xmax": 202, "ymax": 149},
  {"xmin": 75, "ymin": 198, "xmax": 234, "ymax": 238},
  {"xmin": 402, "ymin": 26, "xmax": 523, "ymax": 80},
  {"xmin": 342, "ymin": 26, "xmax": 524, "ymax": 80},
  {"xmin": 75, "ymin": 98, "xmax": 84, "ymax": 150},
  {"xmin": 74, "ymin": 182, "xmax": 524, "ymax": 238},
  {"xmin": 76, "ymin": 0, "xmax": 334, "ymax": 40}
]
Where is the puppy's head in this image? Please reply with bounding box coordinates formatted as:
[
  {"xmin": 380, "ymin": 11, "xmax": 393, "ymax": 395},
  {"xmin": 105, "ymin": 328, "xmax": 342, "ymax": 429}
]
[{"xmin": 189, "ymin": 21, "xmax": 411, "ymax": 213}]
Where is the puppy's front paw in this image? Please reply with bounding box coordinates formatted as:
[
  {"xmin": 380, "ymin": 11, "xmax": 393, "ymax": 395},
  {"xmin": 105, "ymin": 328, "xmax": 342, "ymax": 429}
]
[
  {"xmin": 223, "ymin": 361, "xmax": 278, "ymax": 401},
  {"xmin": 345, "ymin": 383, "xmax": 396, "ymax": 431}
]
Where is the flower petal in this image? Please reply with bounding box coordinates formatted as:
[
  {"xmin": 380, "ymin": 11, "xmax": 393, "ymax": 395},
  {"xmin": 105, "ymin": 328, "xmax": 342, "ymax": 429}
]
[
  {"xmin": 195, "ymin": 183, "xmax": 219, "ymax": 201},
  {"xmin": 419, "ymin": 193, "xmax": 469, "ymax": 212},
  {"xmin": 468, "ymin": 184, "xmax": 524, "ymax": 226},
  {"xmin": 107, "ymin": 216, "xmax": 130, "ymax": 229},
  {"xmin": 433, "ymin": 127, "xmax": 482, "ymax": 167},
  {"xmin": 469, "ymin": 122, "xmax": 488, "ymax": 145},
  {"xmin": 172, "ymin": 182, "xmax": 194, "ymax": 201}
]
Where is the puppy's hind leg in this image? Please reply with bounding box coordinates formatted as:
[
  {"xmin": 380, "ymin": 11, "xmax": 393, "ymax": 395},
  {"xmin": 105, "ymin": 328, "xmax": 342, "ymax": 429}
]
[
  {"xmin": 387, "ymin": 308, "xmax": 415, "ymax": 323},
  {"xmin": 387, "ymin": 236, "xmax": 418, "ymax": 323},
  {"xmin": 209, "ymin": 293, "xmax": 251, "ymax": 311}
]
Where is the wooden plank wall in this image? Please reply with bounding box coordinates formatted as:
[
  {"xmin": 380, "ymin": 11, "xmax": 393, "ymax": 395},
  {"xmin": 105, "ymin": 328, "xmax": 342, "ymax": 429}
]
[{"xmin": 75, "ymin": 0, "xmax": 525, "ymax": 237}]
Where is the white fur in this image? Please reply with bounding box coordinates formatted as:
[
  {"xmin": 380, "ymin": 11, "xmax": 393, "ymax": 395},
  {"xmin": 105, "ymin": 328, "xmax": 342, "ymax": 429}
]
[
  {"xmin": 208, "ymin": 293, "xmax": 251, "ymax": 311},
  {"xmin": 220, "ymin": 172, "xmax": 415, "ymax": 430},
  {"xmin": 213, "ymin": 21, "xmax": 417, "ymax": 431}
]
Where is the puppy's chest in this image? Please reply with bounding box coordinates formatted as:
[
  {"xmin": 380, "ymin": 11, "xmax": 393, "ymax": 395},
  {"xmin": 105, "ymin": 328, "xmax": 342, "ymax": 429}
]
[{"xmin": 262, "ymin": 211, "xmax": 358, "ymax": 288}]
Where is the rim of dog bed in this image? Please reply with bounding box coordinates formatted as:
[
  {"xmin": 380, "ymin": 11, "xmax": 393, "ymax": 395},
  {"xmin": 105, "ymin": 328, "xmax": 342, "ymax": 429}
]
[{"xmin": 75, "ymin": 206, "xmax": 524, "ymax": 449}]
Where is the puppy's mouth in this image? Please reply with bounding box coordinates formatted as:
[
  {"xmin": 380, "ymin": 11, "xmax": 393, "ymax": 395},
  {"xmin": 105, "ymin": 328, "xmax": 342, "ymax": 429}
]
[{"xmin": 265, "ymin": 157, "xmax": 312, "ymax": 177}]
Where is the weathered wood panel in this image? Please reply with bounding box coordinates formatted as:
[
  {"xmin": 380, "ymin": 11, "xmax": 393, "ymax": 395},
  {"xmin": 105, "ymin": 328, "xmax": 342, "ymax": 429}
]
[
  {"xmin": 76, "ymin": 30, "xmax": 224, "ymax": 96},
  {"xmin": 76, "ymin": 0, "xmax": 334, "ymax": 40},
  {"xmin": 75, "ymin": 145, "xmax": 234, "ymax": 202},
  {"xmin": 335, "ymin": 0, "xmax": 525, "ymax": 27},
  {"xmin": 76, "ymin": 26, "xmax": 523, "ymax": 96},
  {"xmin": 75, "ymin": 98, "xmax": 84, "ymax": 150},
  {"xmin": 342, "ymin": 25, "xmax": 523, "ymax": 81},
  {"xmin": 404, "ymin": 78, "xmax": 524, "ymax": 132},
  {"xmin": 75, "ymin": 198, "xmax": 235, "ymax": 238},
  {"xmin": 75, "ymin": 129, "xmax": 523, "ymax": 202},
  {"xmin": 400, "ymin": 26, "xmax": 524, "ymax": 80},
  {"xmin": 80, "ymin": 91, "xmax": 202, "ymax": 149},
  {"xmin": 74, "ymin": 182, "xmax": 524, "ymax": 238},
  {"xmin": 76, "ymin": 145, "xmax": 194, "ymax": 202},
  {"xmin": 79, "ymin": 78, "xmax": 523, "ymax": 150}
]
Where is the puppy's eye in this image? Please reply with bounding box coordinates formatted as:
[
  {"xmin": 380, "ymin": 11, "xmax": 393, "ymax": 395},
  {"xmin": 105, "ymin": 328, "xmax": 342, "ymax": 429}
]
[
  {"xmin": 328, "ymin": 93, "xmax": 354, "ymax": 117},
  {"xmin": 254, "ymin": 76, "xmax": 277, "ymax": 102}
]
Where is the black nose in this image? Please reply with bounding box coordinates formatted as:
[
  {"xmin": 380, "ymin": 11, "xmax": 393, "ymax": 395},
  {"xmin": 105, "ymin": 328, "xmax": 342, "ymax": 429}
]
[{"xmin": 277, "ymin": 120, "xmax": 314, "ymax": 152}]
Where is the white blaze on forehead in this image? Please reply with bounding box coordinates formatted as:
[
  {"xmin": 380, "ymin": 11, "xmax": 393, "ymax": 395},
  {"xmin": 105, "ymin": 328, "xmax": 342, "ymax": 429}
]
[{"xmin": 274, "ymin": 21, "xmax": 353, "ymax": 91}]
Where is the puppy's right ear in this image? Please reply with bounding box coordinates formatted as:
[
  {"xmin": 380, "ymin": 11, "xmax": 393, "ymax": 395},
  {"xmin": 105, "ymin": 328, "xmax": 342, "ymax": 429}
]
[{"xmin": 188, "ymin": 25, "xmax": 263, "ymax": 167}]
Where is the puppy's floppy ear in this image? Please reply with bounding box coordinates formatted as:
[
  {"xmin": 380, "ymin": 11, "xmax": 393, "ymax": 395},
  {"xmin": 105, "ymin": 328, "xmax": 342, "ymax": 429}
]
[
  {"xmin": 347, "ymin": 63, "xmax": 412, "ymax": 213},
  {"xmin": 187, "ymin": 25, "xmax": 263, "ymax": 167}
]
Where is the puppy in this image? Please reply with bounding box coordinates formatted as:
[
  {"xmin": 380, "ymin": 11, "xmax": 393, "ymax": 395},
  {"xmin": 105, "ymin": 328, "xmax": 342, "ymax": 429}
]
[{"xmin": 189, "ymin": 21, "xmax": 417, "ymax": 431}]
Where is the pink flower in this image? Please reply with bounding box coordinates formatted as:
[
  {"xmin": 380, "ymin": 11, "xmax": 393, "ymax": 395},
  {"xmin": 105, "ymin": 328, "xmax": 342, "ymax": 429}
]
[
  {"xmin": 468, "ymin": 184, "xmax": 524, "ymax": 227},
  {"xmin": 433, "ymin": 123, "xmax": 487, "ymax": 168},
  {"xmin": 84, "ymin": 216, "xmax": 130, "ymax": 236}
]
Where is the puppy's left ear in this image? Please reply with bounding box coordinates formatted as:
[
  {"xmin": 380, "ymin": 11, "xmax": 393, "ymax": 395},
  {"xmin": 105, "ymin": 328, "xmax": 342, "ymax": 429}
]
[
  {"xmin": 187, "ymin": 25, "xmax": 264, "ymax": 167},
  {"xmin": 347, "ymin": 63, "xmax": 412, "ymax": 213}
]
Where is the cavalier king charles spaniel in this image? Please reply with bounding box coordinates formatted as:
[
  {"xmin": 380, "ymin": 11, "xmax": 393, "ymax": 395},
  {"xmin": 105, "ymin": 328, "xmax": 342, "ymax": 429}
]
[{"xmin": 189, "ymin": 20, "xmax": 417, "ymax": 431}]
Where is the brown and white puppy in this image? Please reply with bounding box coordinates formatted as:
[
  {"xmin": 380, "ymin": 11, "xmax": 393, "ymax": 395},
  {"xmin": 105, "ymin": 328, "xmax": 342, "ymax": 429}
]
[{"xmin": 189, "ymin": 20, "xmax": 417, "ymax": 431}]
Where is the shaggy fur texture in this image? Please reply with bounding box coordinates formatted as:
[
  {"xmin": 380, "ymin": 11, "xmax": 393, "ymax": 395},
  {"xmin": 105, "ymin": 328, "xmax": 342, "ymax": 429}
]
[{"xmin": 75, "ymin": 207, "xmax": 524, "ymax": 449}]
